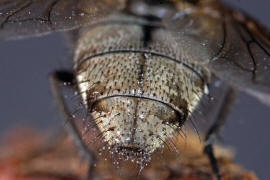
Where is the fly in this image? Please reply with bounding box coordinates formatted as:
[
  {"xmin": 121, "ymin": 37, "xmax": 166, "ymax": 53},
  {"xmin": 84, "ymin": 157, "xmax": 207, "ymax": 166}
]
[{"xmin": 0, "ymin": 0, "xmax": 270, "ymax": 180}]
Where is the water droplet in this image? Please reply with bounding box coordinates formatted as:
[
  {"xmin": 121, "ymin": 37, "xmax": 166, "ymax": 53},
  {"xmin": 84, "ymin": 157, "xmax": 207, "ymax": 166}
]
[{"xmin": 144, "ymin": 53, "xmax": 151, "ymax": 59}]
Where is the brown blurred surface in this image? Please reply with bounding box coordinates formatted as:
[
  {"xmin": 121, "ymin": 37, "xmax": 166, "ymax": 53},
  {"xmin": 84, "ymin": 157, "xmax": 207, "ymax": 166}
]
[{"xmin": 0, "ymin": 127, "xmax": 257, "ymax": 180}]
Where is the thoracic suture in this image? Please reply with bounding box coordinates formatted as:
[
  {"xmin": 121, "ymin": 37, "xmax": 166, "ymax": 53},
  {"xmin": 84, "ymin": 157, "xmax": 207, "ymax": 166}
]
[
  {"xmin": 130, "ymin": 24, "xmax": 155, "ymax": 146},
  {"xmin": 130, "ymin": 99, "xmax": 139, "ymax": 146}
]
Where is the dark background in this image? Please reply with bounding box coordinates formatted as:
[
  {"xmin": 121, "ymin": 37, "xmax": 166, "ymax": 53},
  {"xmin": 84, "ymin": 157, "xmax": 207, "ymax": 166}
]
[{"xmin": 0, "ymin": 0, "xmax": 269, "ymax": 179}]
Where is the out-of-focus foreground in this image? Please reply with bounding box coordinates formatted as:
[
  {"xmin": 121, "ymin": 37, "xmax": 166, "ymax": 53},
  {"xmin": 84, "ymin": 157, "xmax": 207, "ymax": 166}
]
[{"xmin": 0, "ymin": 127, "xmax": 257, "ymax": 180}]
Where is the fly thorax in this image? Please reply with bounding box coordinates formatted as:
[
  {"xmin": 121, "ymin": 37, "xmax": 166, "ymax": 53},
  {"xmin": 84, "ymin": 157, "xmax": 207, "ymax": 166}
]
[{"xmin": 74, "ymin": 14, "xmax": 207, "ymax": 158}]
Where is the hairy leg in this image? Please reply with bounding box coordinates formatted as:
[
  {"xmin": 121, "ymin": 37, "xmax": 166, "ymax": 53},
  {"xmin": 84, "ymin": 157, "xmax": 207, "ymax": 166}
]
[
  {"xmin": 204, "ymin": 88, "xmax": 236, "ymax": 180},
  {"xmin": 49, "ymin": 70, "xmax": 96, "ymax": 180}
]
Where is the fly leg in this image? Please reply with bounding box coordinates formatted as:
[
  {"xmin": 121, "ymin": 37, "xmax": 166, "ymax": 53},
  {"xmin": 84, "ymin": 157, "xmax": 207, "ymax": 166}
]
[
  {"xmin": 49, "ymin": 70, "xmax": 96, "ymax": 180},
  {"xmin": 204, "ymin": 88, "xmax": 236, "ymax": 180}
]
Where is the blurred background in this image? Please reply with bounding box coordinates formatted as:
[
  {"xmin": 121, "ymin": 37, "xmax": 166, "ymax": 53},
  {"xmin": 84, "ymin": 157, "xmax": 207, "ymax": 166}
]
[{"xmin": 0, "ymin": 0, "xmax": 269, "ymax": 179}]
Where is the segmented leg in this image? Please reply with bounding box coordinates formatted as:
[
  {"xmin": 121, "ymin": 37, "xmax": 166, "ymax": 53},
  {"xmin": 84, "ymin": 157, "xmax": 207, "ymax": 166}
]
[
  {"xmin": 204, "ymin": 88, "xmax": 236, "ymax": 180},
  {"xmin": 49, "ymin": 70, "xmax": 96, "ymax": 180}
]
